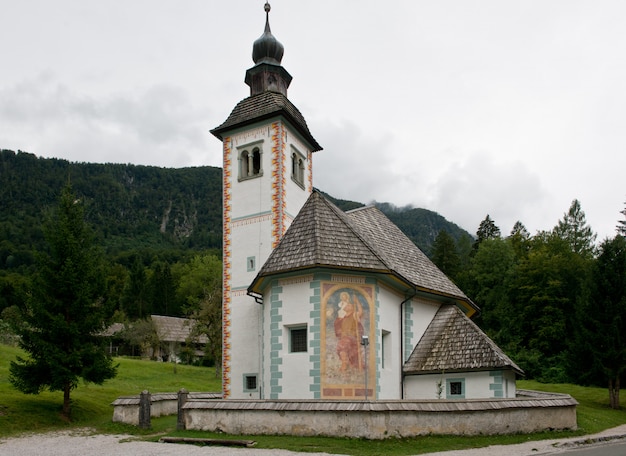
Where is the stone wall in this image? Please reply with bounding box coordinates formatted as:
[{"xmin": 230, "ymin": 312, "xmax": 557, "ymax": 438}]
[{"xmin": 182, "ymin": 390, "xmax": 577, "ymax": 438}]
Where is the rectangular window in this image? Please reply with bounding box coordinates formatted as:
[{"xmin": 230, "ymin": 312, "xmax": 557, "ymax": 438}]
[
  {"xmin": 446, "ymin": 378, "xmax": 465, "ymax": 399},
  {"xmin": 247, "ymin": 256, "xmax": 256, "ymax": 272},
  {"xmin": 381, "ymin": 330, "xmax": 391, "ymax": 369},
  {"xmin": 290, "ymin": 326, "xmax": 307, "ymax": 353},
  {"xmin": 243, "ymin": 374, "xmax": 258, "ymax": 392}
]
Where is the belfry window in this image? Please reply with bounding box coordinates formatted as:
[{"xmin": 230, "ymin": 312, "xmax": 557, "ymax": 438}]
[
  {"xmin": 238, "ymin": 142, "xmax": 263, "ymax": 180},
  {"xmin": 290, "ymin": 147, "xmax": 306, "ymax": 188}
]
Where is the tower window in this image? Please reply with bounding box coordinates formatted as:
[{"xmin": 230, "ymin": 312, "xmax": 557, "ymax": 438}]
[
  {"xmin": 290, "ymin": 147, "xmax": 306, "ymax": 188},
  {"xmin": 238, "ymin": 142, "xmax": 263, "ymax": 180}
]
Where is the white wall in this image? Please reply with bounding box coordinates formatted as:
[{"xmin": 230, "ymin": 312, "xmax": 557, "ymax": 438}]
[
  {"xmin": 404, "ymin": 370, "xmax": 518, "ymax": 400},
  {"xmin": 377, "ymin": 285, "xmax": 402, "ymax": 399}
]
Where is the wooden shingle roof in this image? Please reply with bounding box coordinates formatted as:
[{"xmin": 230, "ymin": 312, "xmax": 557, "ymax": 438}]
[
  {"xmin": 403, "ymin": 305, "xmax": 523, "ymax": 375},
  {"xmin": 210, "ymin": 91, "xmax": 322, "ymax": 152},
  {"xmin": 151, "ymin": 315, "xmax": 208, "ymax": 344},
  {"xmin": 249, "ymin": 191, "xmax": 476, "ymax": 312},
  {"xmin": 347, "ymin": 205, "xmax": 469, "ymax": 300},
  {"xmin": 254, "ymin": 191, "xmax": 388, "ymax": 276}
]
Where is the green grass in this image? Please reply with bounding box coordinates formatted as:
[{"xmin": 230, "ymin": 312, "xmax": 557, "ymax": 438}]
[
  {"xmin": 1, "ymin": 343, "xmax": 625, "ymax": 455},
  {"xmin": 0, "ymin": 344, "xmax": 220, "ymax": 438}
]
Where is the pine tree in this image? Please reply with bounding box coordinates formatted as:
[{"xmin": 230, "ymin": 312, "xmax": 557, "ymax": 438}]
[
  {"xmin": 617, "ymin": 201, "xmax": 626, "ymax": 236},
  {"xmin": 8, "ymin": 184, "xmax": 117, "ymax": 419},
  {"xmin": 473, "ymin": 214, "xmax": 501, "ymax": 252},
  {"xmin": 584, "ymin": 236, "xmax": 626, "ymax": 409},
  {"xmin": 431, "ymin": 229, "xmax": 460, "ymax": 280},
  {"xmin": 554, "ymin": 199, "xmax": 596, "ymax": 257}
]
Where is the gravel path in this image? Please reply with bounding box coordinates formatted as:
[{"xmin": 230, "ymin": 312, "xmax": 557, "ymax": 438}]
[{"xmin": 1, "ymin": 425, "xmax": 625, "ymax": 456}]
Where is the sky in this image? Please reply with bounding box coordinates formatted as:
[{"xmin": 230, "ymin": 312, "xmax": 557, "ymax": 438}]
[{"xmin": 1, "ymin": 1, "xmax": 625, "ymax": 241}]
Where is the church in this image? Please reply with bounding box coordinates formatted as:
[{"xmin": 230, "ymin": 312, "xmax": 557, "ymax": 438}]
[{"xmin": 210, "ymin": 2, "xmax": 522, "ymax": 403}]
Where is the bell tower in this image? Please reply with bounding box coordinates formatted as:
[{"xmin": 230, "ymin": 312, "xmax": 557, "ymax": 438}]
[{"xmin": 211, "ymin": 2, "xmax": 322, "ymax": 399}]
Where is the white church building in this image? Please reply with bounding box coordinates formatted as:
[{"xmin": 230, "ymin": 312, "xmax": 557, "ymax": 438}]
[{"xmin": 210, "ymin": 2, "xmax": 523, "ymax": 404}]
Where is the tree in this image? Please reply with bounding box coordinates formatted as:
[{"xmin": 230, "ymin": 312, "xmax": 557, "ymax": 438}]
[
  {"xmin": 617, "ymin": 201, "xmax": 626, "ymax": 236},
  {"xmin": 8, "ymin": 184, "xmax": 117, "ymax": 419},
  {"xmin": 508, "ymin": 221, "xmax": 531, "ymax": 259},
  {"xmin": 584, "ymin": 236, "xmax": 626, "ymax": 409},
  {"xmin": 431, "ymin": 229, "xmax": 460, "ymax": 280},
  {"xmin": 176, "ymin": 253, "xmax": 222, "ymax": 375},
  {"xmin": 554, "ymin": 199, "xmax": 596, "ymax": 258},
  {"xmin": 473, "ymin": 214, "xmax": 501, "ymax": 251}
]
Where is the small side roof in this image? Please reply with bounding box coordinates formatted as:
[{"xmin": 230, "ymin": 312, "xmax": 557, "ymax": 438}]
[
  {"xmin": 211, "ymin": 91, "xmax": 322, "ymax": 152},
  {"xmin": 249, "ymin": 191, "xmax": 476, "ymax": 314},
  {"xmin": 403, "ymin": 305, "xmax": 523, "ymax": 375}
]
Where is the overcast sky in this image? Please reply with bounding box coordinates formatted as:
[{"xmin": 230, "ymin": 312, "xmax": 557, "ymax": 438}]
[{"xmin": 1, "ymin": 1, "xmax": 625, "ymax": 241}]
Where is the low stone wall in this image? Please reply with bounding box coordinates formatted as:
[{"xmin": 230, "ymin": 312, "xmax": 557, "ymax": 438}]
[
  {"xmin": 182, "ymin": 390, "xmax": 578, "ymax": 438},
  {"xmin": 111, "ymin": 391, "xmax": 221, "ymax": 426}
]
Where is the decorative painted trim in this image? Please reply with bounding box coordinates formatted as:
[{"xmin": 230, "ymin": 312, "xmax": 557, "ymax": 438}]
[
  {"xmin": 330, "ymin": 274, "xmax": 365, "ymax": 284},
  {"xmin": 309, "ymin": 277, "xmax": 322, "ymax": 398},
  {"xmin": 279, "ymin": 275, "xmax": 314, "ymax": 286},
  {"xmin": 271, "ymin": 121, "xmax": 287, "ymax": 248},
  {"xmin": 307, "ymin": 150, "xmax": 313, "ymax": 193},
  {"xmin": 269, "ymin": 281, "xmax": 284, "ymax": 399},
  {"xmin": 230, "ymin": 212, "xmax": 272, "ymax": 226},
  {"xmin": 222, "ymin": 136, "xmax": 233, "ymax": 399},
  {"xmin": 489, "ymin": 371, "xmax": 504, "ymax": 398}
]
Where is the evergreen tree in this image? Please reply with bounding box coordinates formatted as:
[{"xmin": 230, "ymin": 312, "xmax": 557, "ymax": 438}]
[
  {"xmin": 508, "ymin": 221, "xmax": 531, "ymax": 259},
  {"xmin": 431, "ymin": 230, "xmax": 460, "ymax": 280},
  {"xmin": 8, "ymin": 184, "xmax": 117, "ymax": 419},
  {"xmin": 474, "ymin": 214, "xmax": 501, "ymax": 251},
  {"xmin": 583, "ymin": 236, "xmax": 626, "ymax": 409},
  {"xmin": 554, "ymin": 199, "xmax": 597, "ymax": 257},
  {"xmin": 617, "ymin": 201, "xmax": 626, "ymax": 236}
]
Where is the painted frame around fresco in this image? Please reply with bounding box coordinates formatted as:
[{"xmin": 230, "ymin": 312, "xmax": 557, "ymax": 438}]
[{"xmin": 320, "ymin": 282, "xmax": 375, "ymax": 399}]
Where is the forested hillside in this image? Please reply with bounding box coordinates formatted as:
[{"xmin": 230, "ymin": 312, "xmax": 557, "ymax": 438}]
[
  {"xmin": 0, "ymin": 149, "xmax": 468, "ymax": 273},
  {"xmin": 1, "ymin": 149, "xmax": 222, "ymax": 268}
]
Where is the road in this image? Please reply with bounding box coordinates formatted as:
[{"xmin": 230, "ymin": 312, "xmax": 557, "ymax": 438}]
[{"xmin": 560, "ymin": 441, "xmax": 626, "ymax": 455}]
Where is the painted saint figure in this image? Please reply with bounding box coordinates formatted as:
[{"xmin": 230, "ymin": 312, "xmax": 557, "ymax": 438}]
[{"xmin": 333, "ymin": 292, "xmax": 364, "ymax": 372}]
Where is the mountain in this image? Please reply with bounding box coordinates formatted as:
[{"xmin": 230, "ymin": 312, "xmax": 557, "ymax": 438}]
[{"xmin": 0, "ymin": 149, "xmax": 472, "ymax": 272}]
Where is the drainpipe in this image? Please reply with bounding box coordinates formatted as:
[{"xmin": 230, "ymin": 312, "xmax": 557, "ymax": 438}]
[{"xmin": 399, "ymin": 288, "xmax": 418, "ymax": 400}]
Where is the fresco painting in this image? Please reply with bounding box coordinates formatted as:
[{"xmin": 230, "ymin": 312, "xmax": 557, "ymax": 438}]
[{"xmin": 321, "ymin": 282, "xmax": 375, "ymax": 399}]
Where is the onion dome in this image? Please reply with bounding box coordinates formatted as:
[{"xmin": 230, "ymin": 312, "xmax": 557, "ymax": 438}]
[{"xmin": 252, "ymin": 2, "xmax": 284, "ymax": 65}]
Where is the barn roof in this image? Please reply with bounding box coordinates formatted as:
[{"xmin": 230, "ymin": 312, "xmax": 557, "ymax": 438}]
[
  {"xmin": 403, "ymin": 304, "xmax": 523, "ymax": 375},
  {"xmin": 151, "ymin": 315, "xmax": 208, "ymax": 344},
  {"xmin": 249, "ymin": 191, "xmax": 476, "ymax": 313}
]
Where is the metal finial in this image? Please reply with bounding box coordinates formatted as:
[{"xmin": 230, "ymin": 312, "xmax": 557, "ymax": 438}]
[{"xmin": 264, "ymin": 2, "xmax": 271, "ymax": 14}]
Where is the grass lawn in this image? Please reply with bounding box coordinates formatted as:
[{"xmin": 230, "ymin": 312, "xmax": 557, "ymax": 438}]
[{"xmin": 1, "ymin": 343, "xmax": 625, "ymax": 455}]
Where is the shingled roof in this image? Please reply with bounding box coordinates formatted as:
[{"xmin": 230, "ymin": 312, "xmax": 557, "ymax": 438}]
[
  {"xmin": 211, "ymin": 91, "xmax": 322, "ymax": 152},
  {"xmin": 249, "ymin": 191, "xmax": 476, "ymax": 312},
  {"xmin": 403, "ymin": 305, "xmax": 523, "ymax": 375},
  {"xmin": 151, "ymin": 315, "xmax": 208, "ymax": 344}
]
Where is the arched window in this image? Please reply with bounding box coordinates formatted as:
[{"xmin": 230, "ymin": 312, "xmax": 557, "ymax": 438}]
[
  {"xmin": 238, "ymin": 142, "xmax": 263, "ymax": 180},
  {"xmin": 290, "ymin": 147, "xmax": 306, "ymax": 188}
]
